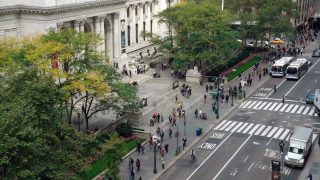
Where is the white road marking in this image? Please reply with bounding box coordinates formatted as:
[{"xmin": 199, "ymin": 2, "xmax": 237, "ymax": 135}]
[
  {"xmin": 274, "ymin": 103, "xmax": 283, "ymax": 111},
  {"xmin": 237, "ymin": 123, "xmax": 249, "ymax": 133},
  {"xmin": 266, "ymin": 138, "xmax": 273, "ymax": 145},
  {"xmin": 254, "ymin": 125, "xmax": 266, "ymax": 136},
  {"xmin": 249, "ymin": 124, "xmax": 261, "ymax": 135},
  {"xmin": 308, "ymin": 108, "xmax": 315, "ymax": 116},
  {"xmin": 231, "ymin": 122, "xmax": 243, "ymax": 132},
  {"xmin": 214, "ymin": 120, "xmax": 227, "ymax": 130},
  {"xmin": 248, "ymin": 162, "xmax": 255, "ymax": 171},
  {"xmin": 263, "ymin": 102, "xmax": 273, "ymax": 110},
  {"xmin": 242, "ymin": 123, "xmax": 254, "ymax": 134},
  {"xmin": 260, "ymin": 126, "xmax": 272, "ymax": 137},
  {"xmin": 242, "ymin": 101, "xmax": 253, "ymax": 108},
  {"xmin": 279, "ymin": 104, "xmax": 288, "ymax": 112},
  {"xmin": 273, "ymin": 128, "xmax": 284, "ymax": 139},
  {"xmin": 279, "ymin": 129, "xmax": 291, "ymax": 140},
  {"xmin": 186, "ymin": 132, "xmax": 234, "ymax": 180},
  {"xmin": 268, "ymin": 102, "xmax": 278, "ymax": 111},
  {"xmin": 253, "ymin": 101, "xmax": 262, "ymax": 109},
  {"xmin": 239, "ymin": 101, "xmax": 250, "ymax": 108},
  {"xmin": 247, "ymin": 101, "xmax": 257, "ymax": 109},
  {"xmin": 219, "ymin": 121, "xmax": 233, "ymax": 131},
  {"xmin": 225, "ymin": 121, "xmax": 238, "ymax": 132},
  {"xmin": 212, "ymin": 135, "xmax": 253, "ymax": 180},
  {"xmin": 267, "ymin": 127, "xmax": 279, "ymax": 138},
  {"xmin": 290, "ymin": 105, "xmax": 300, "ymax": 113},
  {"xmin": 266, "ymin": 79, "xmax": 286, "ymax": 98},
  {"xmin": 302, "ymin": 106, "xmax": 310, "ymax": 115},
  {"xmin": 296, "ymin": 105, "xmax": 305, "ymax": 114},
  {"xmin": 284, "ymin": 104, "xmax": 294, "ymax": 112},
  {"xmin": 257, "ymin": 102, "xmax": 267, "ymax": 110}
]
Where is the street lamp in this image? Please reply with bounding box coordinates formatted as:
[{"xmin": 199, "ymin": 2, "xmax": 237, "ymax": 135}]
[
  {"xmin": 175, "ymin": 123, "xmax": 180, "ymax": 155},
  {"xmin": 216, "ymin": 77, "xmax": 220, "ymax": 119},
  {"xmin": 184, "ymin": 116, "xmax": 186, "ymax": 139},
  {"xmin": 153, "ymin": 141, "xmax": 157, "ymax": 174},
  {"xmin": 231, "ymin": 89, "xmax": 234, "ymax": 107}
]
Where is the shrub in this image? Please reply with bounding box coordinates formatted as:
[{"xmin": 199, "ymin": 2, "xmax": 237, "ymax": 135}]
[{"xmin": 115, "ymin": 123, "xmax": 133, "ymax": 138}]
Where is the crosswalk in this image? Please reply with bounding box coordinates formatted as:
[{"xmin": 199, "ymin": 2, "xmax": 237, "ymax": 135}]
[
  {"xmin": 214, "ymin": 120, "xmax": 292, "ymax": 141},
  {"xmin": 301, "ymin": 52, "xmax": 312, "ymax": 57},
  {"xmin": 240, "ymin": 100, "xmax": 318, "ymax": 117}
]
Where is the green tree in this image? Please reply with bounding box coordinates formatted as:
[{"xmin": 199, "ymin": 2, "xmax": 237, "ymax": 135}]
[
  {"xmin": 0, "ymin": 69, "xmax": 99, "ymax": 179},
  {"xmin": 147, "ymin": 0, "xmax": 239, "ymax": 71}
]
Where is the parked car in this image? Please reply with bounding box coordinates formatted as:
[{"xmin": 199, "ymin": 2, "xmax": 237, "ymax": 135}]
[
  {"xmin": 306, "ymin": 91, "xmax": 315, "ymax": 104},
  {"xmin": 271, "ymin": 38, "xmax": 285, "ymax": 44},
  {"xmin": 312, "ymin": 48, "xmax": 320, "ymax": 57}
]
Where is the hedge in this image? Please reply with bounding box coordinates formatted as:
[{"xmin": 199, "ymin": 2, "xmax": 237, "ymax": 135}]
[{"xmin": 226, "ymin": 56, "xmax": 262, "ymax": 81}]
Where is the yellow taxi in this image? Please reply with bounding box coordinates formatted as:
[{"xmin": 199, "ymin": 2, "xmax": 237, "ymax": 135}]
[{"xmin": 271, "ymin": 38, "xmax": 285, "ymax": 44}]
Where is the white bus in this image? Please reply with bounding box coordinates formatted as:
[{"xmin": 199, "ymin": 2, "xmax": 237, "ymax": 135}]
[
  {"xmin": 271, "ymin": 57, "xmax": 294, "ymax": 77},
  {"xmin": 286, "ymin": 58, "xmax": 309, "ymax": 80}
]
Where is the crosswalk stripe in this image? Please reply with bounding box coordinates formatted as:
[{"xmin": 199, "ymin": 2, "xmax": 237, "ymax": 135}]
[
  {"xmin": 240, "ymin": 101, "xmax": 250, "ymax": 108},
  {"xmin": 279, "ymin": 129, "xmax": 291, "ymax": 140},
  {"xmin": 279, "ymin": 104, "xmax": 288, "ymax": 112},
  {"xmin": 249, "ymin": 124, "xmax": 261, "ymax": 134},
  {"xmin": 297, "ymin": 105, "xmax": 305, "ymax": 114},
  {"xmin": 257, "ymin": 102, "xmax": 267, "ymax": 110},
  {"xmin": 303, "ymin": 106, "xmax": 310, "ymax": 115},
  {"xmin": 242, "ymin": 101, "xmax": 253, "ymax": 108},
  {"xmin": 273, "ymin": 128, "xmax": 284, "ymax": 139},
  {"xmin": 316, "ymin": 113, "xmax": 318, "ymax": 117},
  {"xmin": 268, "ymin": 102, "xmax": 278, "ymax": 111},
  {"xmin": 231, "ymin": 122, "xmax": 244, "ymax": 132},
  {"xmin": 219, "ymin": 121, "xmax": 233, "ymax": 131},
  {"xmin": 254, "ymin": 125, "xmax": 266, "ymax": 135},
  {"xmin": 247, "ymin": 101, "xmax": 257, "ymax": 109},
  {"xmin": 263, "ymin": 102, "xmax": 273, "ymax": 110},
  {"xmin": 286, "ymin": 133, "xmax": 290, "ymax": 141},
  {"xmin": 274, "ymin": 103, "xmax": 283, "ymax": 111},
  {"xmin": 290, "ymin": 105, "xmax": 300, "ymax": 113},
  {"xmin": 267, "ymin": 127, "xmax": 279, "ymax": 138},
  {"xmin": 285, "ymin": 104, "xmax": 294, "ymax": 112},
  {"xmin": 260, "ymin": 126, "xmax": 272, "ymax": 136},
  {"xmin": 214, "ymin": 120, "xmax": 227, "ymax": 130},
  {"xmin": 224, "ymin": 121, "xmax": 237, "ymax": 131},
  {"xmin": 308, "ymin": 108, "xmax": 315, "ymax": 116},
  {"xmin": 242, "ymin": 123, "xmax": 254, "ymax": 134},
  {"xmin": 237, "ymin": 123, "xmax": 249, "ymax": 133},
  {"xmin": 253, "ymin": 101, "xmax": 262, "ymax": 109}
]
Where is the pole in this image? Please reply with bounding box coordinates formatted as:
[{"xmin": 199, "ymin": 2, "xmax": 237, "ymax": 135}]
[
  {"xmin": 231, "ymin": 89, "xmax": 234, "ymax": 106},
  {"xmin": 221, "ymin": 0, "xmax": 224, "ymax": 11},
  {"xmin": 153, "ymin": 142, "xmax": 157, "ymax": 174},
  {"xmin": 184, "ymin": 116, "xmax": 186, "ymax": 138},
  {"xmin": 175, "ymin": 123, "xmax": 179, "ymax": 155},
  {"xmin": 279, "ymin": 140, "xmax": 284, "ymax": 180},
  {"xmin": 216, "ymin": 78, "xmax": 220, "ymax": 119}
]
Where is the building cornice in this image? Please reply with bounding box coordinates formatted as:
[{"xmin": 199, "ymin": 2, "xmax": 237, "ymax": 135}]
[{"xmin": 0, "ymin": 0, "xmax": 127, "ymax": 15}]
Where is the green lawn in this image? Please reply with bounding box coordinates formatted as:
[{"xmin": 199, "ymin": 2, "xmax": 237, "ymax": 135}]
[
  {"xmin": 83, "ymin": 138, "xmax": 145, "ymax": 180},
  {"xmin": 226, "ymin": 56, "xmax": 262, "ymax": 81}
]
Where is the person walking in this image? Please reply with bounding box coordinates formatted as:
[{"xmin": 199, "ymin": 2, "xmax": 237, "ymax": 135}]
[
  {"xmin": 195, "ymin": 108, "xmax": 198, "ymax": 118},
  {"xmin": 136, "ymin": 158, "xmax": 141, "ymax": 172},
  {"xmin": 169, "ymin": 128, "xmax": 173, "ymax": 138},
  {"xmin": 164, "ymin": 143, "xmax": 169, "ymax": 153},
  {"xmin": 225, "ymin": 94, "xmax": 229, "ymax": 103},
  {"xmin": 212, "ymin": 102, "xmax": 216, "ymax": 112},
  {"xmin": 204, "ymin": 93, "xmax": 207, "ymax": 103},
  {"xmin": 183, "ymin": 137, "xmax": 187, "ymax": 150},
  {"xmin": 169, "ymin": 115, "xmax": 173, "ymax": 124},
  {"xmin": 206, "ymin": 84, "xmax": 209, "ymax": 92},
  {"xmin": 172, "ymin": 117, "xmax": 177, "ymax": 126},
  {"xmin": 274, "ymin": 85, "xmax": 277, "ymax": 94}
]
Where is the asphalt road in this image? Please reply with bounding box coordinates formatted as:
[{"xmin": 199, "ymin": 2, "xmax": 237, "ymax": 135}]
[{"xmin": 158, "ymin": 42, "xmax": 320, "ymax": 180}]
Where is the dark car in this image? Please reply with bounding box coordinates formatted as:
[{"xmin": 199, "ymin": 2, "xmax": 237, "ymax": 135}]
[
  {"xmin": 306, "ymin": 91, "xmax": 315, "ymax": 104},
  {"xmin": 312, "ymin": 48, "xmax": 320, "ymax": 57}
]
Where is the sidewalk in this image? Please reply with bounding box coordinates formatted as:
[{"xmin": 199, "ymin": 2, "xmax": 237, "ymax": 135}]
[
  {"xmin": 117, "ymin": 59, "xmax": 271, "ymax": 180},
  {"xmin": 299, "ymin": 139, "xmax": 320, "ymax": 180}
]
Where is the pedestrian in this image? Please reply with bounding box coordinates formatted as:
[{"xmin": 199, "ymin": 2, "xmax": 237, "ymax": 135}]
[
  {"xmin": 157, "ymin": 127, "xmax": 160, "ymax": 135},
  {"xmin": 206, "ymin": 84, "xmax": 209, "ymax": 92},
  {"xmin": 225, "ymin": 94, "xmax": 229, "ymax": 103},
  {"xmin": 160, "ymin": 131, "xmax": 164, "ymax": 143},
  {"xmin": 157, "ymin": 113, "xmax": 160, "ymax": 123},
  {"xmin": 282, "ymin": 95, "xmax": 285, "ymax": 103},
  {"xmin": 259, "ymin": 73, "xmax": 261, "ymax": 81},
  {"xmin": 274, "ymin": 85, "xmax": 277, "ymax": 94},
  {"xmin": 198, "ymin": 108, "xmax": 202, "ymax": 118},
  {"xmin": 204, "ymin": 93, "xmax": 207, "ymax": 103},
  {"xmin": 139, "ymin": 177, "xmax": 142, "ymax": 180},
  {"xmin": 164, "ymin": 143, "xmax": 169, "ymax": 153},
  {"xmin": 169, "ymin": 115, "xmax": 172, "ymax": 124},
  {"xmin": 212, "ymin": 102, "xmax": 216, "ymax": 112},
  {"xmin": 182, "ymin": 109, "xmax": 186, "ymax": 119},
  {"xmin": 175, "ymin": 95, "xmax": 178, "ymax": 102},
  {"xmin": 318, "ymin": 133, "xmax": 320, "ymax": 148},
  {"xmin": 129, "ymin": 70, "xmax": 132, "ymax": 78},
  {"xmin": 130, "ymin": 168, "xmax": 135, "ymax": 180},
  {"xmin": 172, "ymin": 117, "xmax": 176, "ymax": 126},
  {"xmin": 178, "ymin": 109, "xmax": 181, "ymax": 118},
  {"xmin": 169, "ymin": 128, "xmax": 172, "ymax": 138},
  {"xmin": 160, "ymin": 147, "xmax": 165, "ymax": 157},
  {"xmin": 136, "ymin": 142, "xmax": 141, "ymax": 154},
  {"xmin": 308, "ymin": 173, "xmax": 312, "ymax": 180},
  {"xmin": 195, "ymin": 108, "xmax": 198, "ymax": 118},
  {"xmin": 136, "ymin": 158, "xmax": 140, "ymax": 172},
  {"xmin": 129, "ymin": 158, "xmax": 134, "ymax": 170},
  {"xmin": 183, "ymin": 136, "xmax": 187, "ymax": 150},
  {"xmin": 141, "ymin": 145, "xmax": 145, "ymax": 154}
]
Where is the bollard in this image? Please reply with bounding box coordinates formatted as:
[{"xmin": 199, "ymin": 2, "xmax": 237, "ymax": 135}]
[{"xmin": 162, "ymin": 159, "xmax": 165, "ymax": 169}]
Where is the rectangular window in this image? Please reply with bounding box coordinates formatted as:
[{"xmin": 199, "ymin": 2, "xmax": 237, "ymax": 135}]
[
  {"xmin": 127, "ymin": 26, "xmax": 131, "ymax": 46},
  {"xmin": 143, "ymin": 5, "xmax": 145, "ymax": 14},
  {"xmin": 150, "ymin": 3, "xmax": 153, "ymax": 13},
  {"xmin": 136, "ymin": 24, "xmax": 138, "ymax": 43},
  {"xmin": 135, "ymin": 6, "xmax": 138, "ymax": 16},
  {"xmin": 127, "ymin": 8, "xmax": 130, "ymax": 17},
  {"xmin": 143, "ymin": 22, "xmax": 146, "ymax": 41}
]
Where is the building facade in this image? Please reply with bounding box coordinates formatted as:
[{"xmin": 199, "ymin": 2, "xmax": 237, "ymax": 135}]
[{"xmin": 0, "ymin": 0, "xmax": 179, "ymax": 70}]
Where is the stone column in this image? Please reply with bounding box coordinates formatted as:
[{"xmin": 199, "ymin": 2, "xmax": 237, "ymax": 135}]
[
  {"xmin": 98, "ymin": 16, "xmax": 106, "ymax": 56},
  {"xmin": 106, "ymin": 15, "xmax": 114, "ymax": 60},
  {"xmin": 131, "ymin": 5, "xmax": 136, "ymax": 45},
  {"xmin": 57, "ymin": 22, "xmax": 64, "ymax": 30},
  {"xmin": 113, "ymin": 13, "xmax": 120, "ymax": 59},
  {"xmin": 74, "ymin": 20, "xmax": 81, "ymax": 32}
]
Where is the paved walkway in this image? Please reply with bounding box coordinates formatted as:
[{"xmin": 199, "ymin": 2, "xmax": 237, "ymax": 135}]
[{"xmin": 117, "ymin": 58, "xmax": 271, "ymax": 180}]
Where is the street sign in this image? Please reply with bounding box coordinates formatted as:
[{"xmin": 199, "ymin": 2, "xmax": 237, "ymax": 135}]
[{"xmin": 271, "ymin": 160, "xmax": 281, "ymax": 180}]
